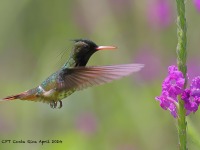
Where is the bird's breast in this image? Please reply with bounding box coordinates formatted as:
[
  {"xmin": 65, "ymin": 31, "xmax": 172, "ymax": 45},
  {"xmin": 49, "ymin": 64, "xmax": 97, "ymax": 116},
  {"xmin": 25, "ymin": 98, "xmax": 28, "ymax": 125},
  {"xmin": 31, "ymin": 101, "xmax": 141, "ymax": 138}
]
[{"xmin": 57, "ymin": 89, "xmax": 76, "ymax": 100}]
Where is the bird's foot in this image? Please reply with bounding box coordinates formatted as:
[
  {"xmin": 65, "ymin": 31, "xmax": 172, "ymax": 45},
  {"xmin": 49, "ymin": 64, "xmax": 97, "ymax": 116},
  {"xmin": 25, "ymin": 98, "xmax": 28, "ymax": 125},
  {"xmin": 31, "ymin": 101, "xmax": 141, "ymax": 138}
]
[
  {"xmin": 58, "ymin": 100, "xmax": 62, "ymax": 109},
  {"xmin": 50, "ymin": 100, "xmax": 63, "ymax": 109},
  {"xmin": 50, "ymin": 100, "xmax": 57, "ymax": 109}
]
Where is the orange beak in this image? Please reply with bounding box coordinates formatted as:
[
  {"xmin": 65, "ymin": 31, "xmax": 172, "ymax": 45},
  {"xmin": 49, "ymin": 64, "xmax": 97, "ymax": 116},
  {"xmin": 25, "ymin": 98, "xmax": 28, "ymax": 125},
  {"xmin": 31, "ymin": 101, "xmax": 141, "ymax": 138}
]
[{"xmin": 96, "ymin": 46, "xmax": 117, "ymax": 50}]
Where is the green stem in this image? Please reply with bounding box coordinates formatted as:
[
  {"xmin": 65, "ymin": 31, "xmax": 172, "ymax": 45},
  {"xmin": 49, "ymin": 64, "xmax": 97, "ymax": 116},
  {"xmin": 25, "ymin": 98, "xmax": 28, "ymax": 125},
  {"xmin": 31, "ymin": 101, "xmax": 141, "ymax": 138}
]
[
  {"xmin": 176, "ymin": 0, "xmax": 187, "ymax": 150},
  {"xmin": 177, "ymin": 96, "xmax": 187, "ymax": 150}
]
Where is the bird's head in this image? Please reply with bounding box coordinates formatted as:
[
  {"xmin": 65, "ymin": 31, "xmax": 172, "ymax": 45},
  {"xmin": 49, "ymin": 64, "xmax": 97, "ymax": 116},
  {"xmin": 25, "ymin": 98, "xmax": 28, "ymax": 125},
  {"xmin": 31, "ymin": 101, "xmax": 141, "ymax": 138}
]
[{"xmin": 72, "ymin": 39, "xmax": 116, "ymax": 66}]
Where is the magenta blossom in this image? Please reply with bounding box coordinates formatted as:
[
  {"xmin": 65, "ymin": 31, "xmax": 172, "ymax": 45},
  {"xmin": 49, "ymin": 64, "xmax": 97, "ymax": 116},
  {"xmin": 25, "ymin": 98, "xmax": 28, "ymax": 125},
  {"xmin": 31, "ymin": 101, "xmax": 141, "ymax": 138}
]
[
  {"xmin": 181, "ymin": 76, "xmax": 200, "ymax": 113},
  {"xmin": 156, "ymin": 65, "xmax": 200, "ymax": 117},
  {"xmin": 156, "ymin": 90, "xmax": 178, "ymax": 117},
  {"xmin": 162, "ymin": 65, "xmax": 185, "ymax": 95},
  {"xmin": 156, "ymin": 65, "xmax": 185, "ymax": 118},
  {"xmin": 181, "ymin": 89, "xmax": 199, "ymax": 113}
]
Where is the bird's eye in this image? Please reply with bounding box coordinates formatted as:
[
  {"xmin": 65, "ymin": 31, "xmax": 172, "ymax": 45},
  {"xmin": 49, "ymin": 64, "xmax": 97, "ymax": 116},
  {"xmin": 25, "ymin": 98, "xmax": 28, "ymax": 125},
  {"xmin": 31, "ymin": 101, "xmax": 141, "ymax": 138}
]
[
  {"xmin": 83, "ymin": 45, "xmax": 89, "ymax": 51},
  {"xmin": 84, "ymin": 44, "xmax": 89, "ymax": 48}
]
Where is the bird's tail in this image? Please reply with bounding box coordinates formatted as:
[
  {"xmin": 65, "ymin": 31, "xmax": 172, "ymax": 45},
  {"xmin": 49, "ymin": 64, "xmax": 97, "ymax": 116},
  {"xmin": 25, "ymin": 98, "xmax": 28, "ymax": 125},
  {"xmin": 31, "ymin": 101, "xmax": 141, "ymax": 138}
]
[
  {"xmin": 2, "ymin": 93, "xmax": 23, "ymax": 100},
  {"xmin": 1, "ymin": 88, "xmax": 38, "ymax": 102},
  {"xmin": 1, "ymin": 92, "xmax": 27, "ymax": 102}
]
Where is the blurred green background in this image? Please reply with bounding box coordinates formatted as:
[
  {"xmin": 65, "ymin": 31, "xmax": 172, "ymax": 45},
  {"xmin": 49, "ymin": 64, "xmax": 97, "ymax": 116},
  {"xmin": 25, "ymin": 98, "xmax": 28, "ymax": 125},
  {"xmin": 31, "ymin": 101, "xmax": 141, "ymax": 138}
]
[{"xmin": 0, "ymin": 0, "xmax": 200, "ymax": 150}]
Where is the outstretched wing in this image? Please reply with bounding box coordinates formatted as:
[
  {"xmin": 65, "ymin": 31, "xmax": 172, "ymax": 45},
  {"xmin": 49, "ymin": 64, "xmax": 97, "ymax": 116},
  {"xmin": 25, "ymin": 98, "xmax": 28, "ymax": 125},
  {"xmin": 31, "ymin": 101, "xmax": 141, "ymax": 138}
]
[{"xmin": 57, "ymin": 64, "xmax": 144, "ymax": 91}]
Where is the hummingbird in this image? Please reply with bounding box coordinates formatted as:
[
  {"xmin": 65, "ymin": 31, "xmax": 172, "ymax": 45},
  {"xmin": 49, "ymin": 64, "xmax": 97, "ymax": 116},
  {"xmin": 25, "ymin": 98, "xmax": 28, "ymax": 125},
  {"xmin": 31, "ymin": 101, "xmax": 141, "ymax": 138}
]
[{"xmin": 1, "ymin": 39, "xmax": 144, "ymax": 109}]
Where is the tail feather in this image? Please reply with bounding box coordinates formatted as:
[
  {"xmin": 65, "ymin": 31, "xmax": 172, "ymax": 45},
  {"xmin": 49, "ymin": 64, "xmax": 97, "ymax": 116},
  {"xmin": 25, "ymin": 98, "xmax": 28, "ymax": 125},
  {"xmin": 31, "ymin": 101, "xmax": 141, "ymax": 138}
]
[
  {"xmin": 0, "ymin": 94, "xmax": 21, "ymax": 103},
  {"xmin": 1, "ymin": 91, "xmax": 28, "ymax": 102},
  {"xmin": 3, "ymin": 94, "xmax": 22, "ymax": 100},
  {"xmin": 1, "ymin": 88, "xmax": 38, "ymax": 102}
]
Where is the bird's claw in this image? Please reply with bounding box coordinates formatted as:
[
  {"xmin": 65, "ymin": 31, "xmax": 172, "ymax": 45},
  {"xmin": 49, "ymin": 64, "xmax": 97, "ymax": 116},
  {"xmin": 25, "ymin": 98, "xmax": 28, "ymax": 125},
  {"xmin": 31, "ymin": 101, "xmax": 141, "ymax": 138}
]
[
  {"xmin": 58, "ymin": 100, "xmax": 62, "ymax": 109},
  {"xmin": 50, "ymin": 100, "xmax": 62, "ymax": 109},
  {"xmin": 50, "ymin": 101, "xmax": 57, "ymax": 109}
]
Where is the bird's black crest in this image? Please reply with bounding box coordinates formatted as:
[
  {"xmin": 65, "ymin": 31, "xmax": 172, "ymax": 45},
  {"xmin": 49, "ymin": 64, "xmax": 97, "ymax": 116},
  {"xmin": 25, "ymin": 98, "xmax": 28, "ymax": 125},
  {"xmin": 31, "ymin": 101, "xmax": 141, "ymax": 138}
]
[{"xmin": 72, "ymin": 39, "xmax": 98, "ymax": 48}]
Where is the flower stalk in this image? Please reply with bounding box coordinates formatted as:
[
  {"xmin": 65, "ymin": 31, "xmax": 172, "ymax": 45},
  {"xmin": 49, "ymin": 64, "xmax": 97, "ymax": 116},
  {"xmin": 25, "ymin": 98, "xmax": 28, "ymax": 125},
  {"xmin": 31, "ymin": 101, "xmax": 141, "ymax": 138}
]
[{"xmin": 176, "ymin": 0, "xmax": 187, "ymax": 149}]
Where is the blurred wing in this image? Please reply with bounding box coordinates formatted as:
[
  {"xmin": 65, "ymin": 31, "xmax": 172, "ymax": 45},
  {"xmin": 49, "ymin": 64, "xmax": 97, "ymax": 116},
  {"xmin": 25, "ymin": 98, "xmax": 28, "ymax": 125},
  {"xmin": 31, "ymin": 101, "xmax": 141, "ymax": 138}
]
[{"xmin": 58, "ymin": 64, "xmax": 144, "ymax": 91}]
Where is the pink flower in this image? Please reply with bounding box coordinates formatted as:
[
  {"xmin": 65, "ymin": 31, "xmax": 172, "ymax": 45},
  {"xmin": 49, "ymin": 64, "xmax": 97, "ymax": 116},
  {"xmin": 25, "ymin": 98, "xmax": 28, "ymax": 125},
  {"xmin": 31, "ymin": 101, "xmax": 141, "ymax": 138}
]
[
  {"xmin": 156, "ymin": 65, "xmax": 200, "ymax": 117},
  {"xmin": 155, "ymin": 65, "xmax": 185, "ymax": 118}
]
